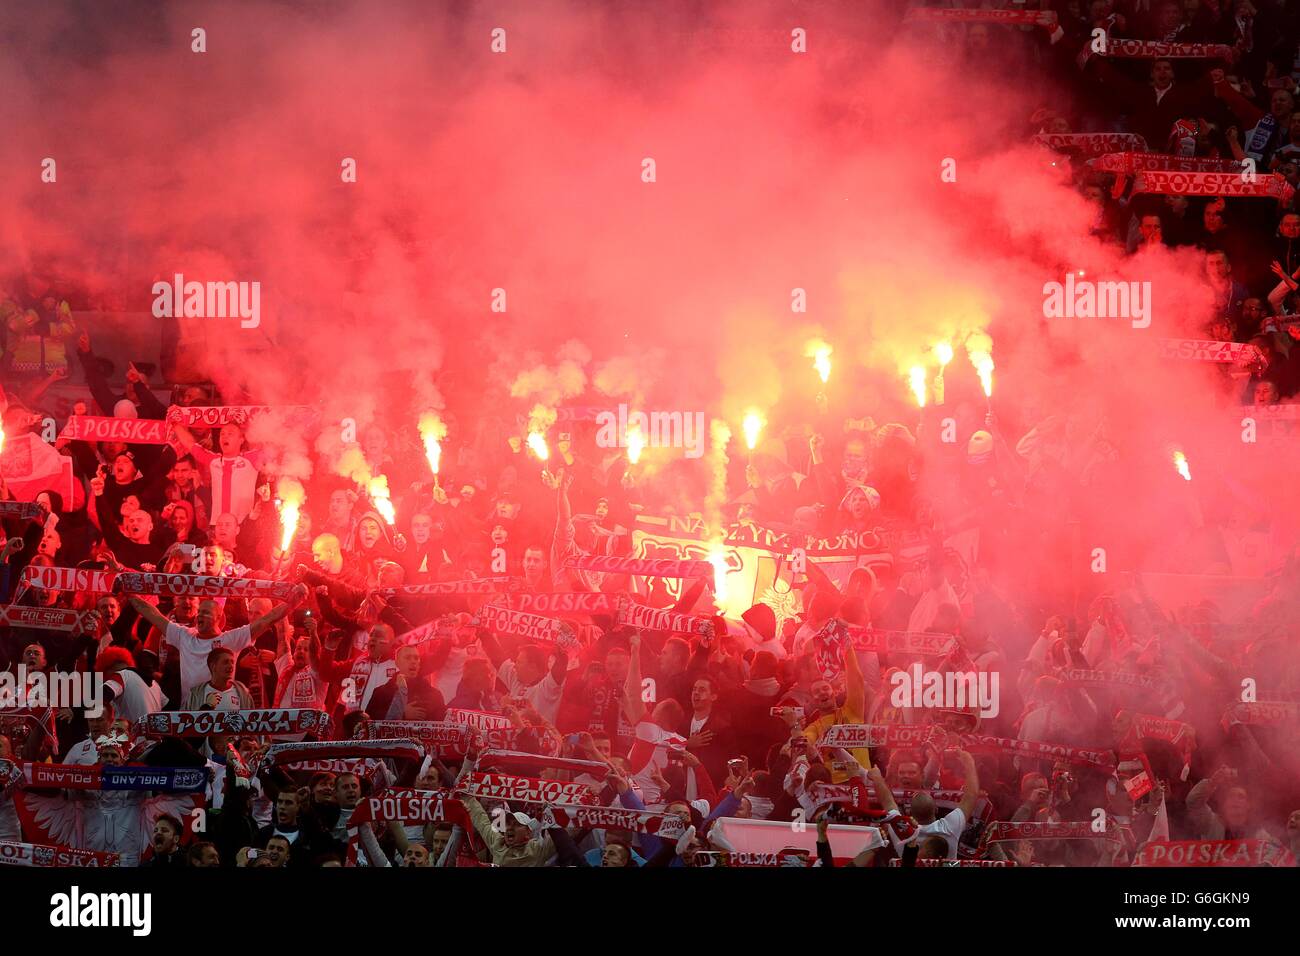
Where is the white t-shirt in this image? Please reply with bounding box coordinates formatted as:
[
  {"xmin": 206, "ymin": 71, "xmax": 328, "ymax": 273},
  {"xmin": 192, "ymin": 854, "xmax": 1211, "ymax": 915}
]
[
  {"xmin": 914, "ymin": 807, "xmax": 966, "ymax": 860},
  {"xmin": 112, "ymin": 669, "xmax": 168, "ymax": 723},
  {"xmin": 64, "ymin": 737, "xmax": 100, "ymax": 766},
  {"xmin": 627, "ymin": 718, "xmax": 687, "ymax": 806},
  {"xmin": 165, "ymin": 622, "xmax": 254, "ymax": 701},
  {"xmin": 497, "ymin": 659, "xmax": 564, "ymax": 724},
  {"xmin": 275, "ymin": 656, "xmax": 329, "ymax": 710}
]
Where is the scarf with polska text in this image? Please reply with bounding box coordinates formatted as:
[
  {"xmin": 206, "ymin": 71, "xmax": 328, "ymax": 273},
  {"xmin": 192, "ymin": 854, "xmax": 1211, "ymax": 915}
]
[
  {"xmin": 1221, "ymin": 701, "xmax": 1298, "ymax": 730},
  {"xmin": 476, "ymin": 604, "xmax": 578, "ymax": 648},
  {"xmin": 0, "ymin": 501, "xmax": 44, "ymax": 521},
  {"xmin": 813, "ymin": 618, "xmax": 956, "ymax": 679},
  {"xmin": 18, "ymin": 565, "xmax": 115, "ymax": 594},
  {"xmin": 1158, "ymin": 338, "xmax": 1266, "ymax": 365},
  {"xmin": 961, "ymin": 733, "xmax": 1117, "ymax": 771},
  {"xmin": 134, "ymin": 708, "xmax": 330, "ymax": 738},
  {"xmin": 8, "ymin": 760, "xmax": 209, "ymax": 792},
  {"xmin": 1090, "ymin": 152, "xmax": 1250, "ymax": 175},
  {"xmin": 459, "ymin": 771, "xmax": 600, "ymax": 806},
  {"xmin": 1134, "ymin": 838, "xmax": 1295, "ymax": 867},
  {"xmin": 354, "ymin": 719, "xmax": 485, "ymax": 758},
  {"xmin": 537, "ymin": 803, "xmax": 686, "ymax": 838},
  {"xmin": 563, "ymin": 554, "xmax": 713, "ymax": 579},
  {"xmin": 691, "ymin": 849, "xmax": 813, "ymax": 867},
  {"xmin": 59, "ymin": 415, "xmax": 172, "ymax": 445},
  {"xmin": 816, "ymin": 723, "xmax": 937, "ymax": 750},
  {"xmin": 1132, "ymin": 169, "xmax": 1294, "ymax": 204},
  {"xmin": 344, "ymin": 788, "xmax": 474, "ymax": 865},
  {"xmin": 114, "ymin": 572, "xmax": 299, "ymax": 601},
  {"xmin": 1102, "ymin": 39, "xmax": 1233, "ymax": 58},
  {"xmin": 615, "ymin": 597, "xmax": 715, "ymax": 637},
  {"xmin": 372, "ymin": 577, "xmax": 521, "ymax": 599},
  {"xmin": 512, "ymin": 591, "xmax": 617, "ymax": 617},
  {"xmin": 0, "ymin": 841, "xmax": 120, "ymax": 867},
  {"xmin": 1034, "ymin": 133, "xmax": 1149, "ymax": 156},
  {"xmin": 258, "ymin": 739, "xmax": 425, "ymax": 772},
  {"xmin": 165, "ymin": 404, "xmax": 314, "ymax": 428},
  {"xmin": 0, "ymin": 604, "xmax": 98, "ymax": 633},
  {"xmin": 395, "ymin": 615, "xmax": 464, "ymax": 648},
  {"xmin": 1115, "ymin": 711, "xmax": 1196, "ymax": 779},
  {"xmin": 904, "ymin": 7, "xmax": 1043, "ymax": 23},
  {"xmin": 1058, "ymin": 669, "xmax": 1174, "ymax": 696},
  {"xmin": 979, "ymin": 820, "xmax": 1124, "ymax": 852}
]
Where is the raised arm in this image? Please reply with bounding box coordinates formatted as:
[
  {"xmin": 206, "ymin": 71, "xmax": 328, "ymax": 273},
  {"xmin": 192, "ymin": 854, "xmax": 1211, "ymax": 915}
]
[
  {"xmin": 622, "ymin": 631, "xmax": 647, "ymax": 724},
  {"xmin": 955, "ymin": 748, "xmax": 980, "ymax": 820},
  {"xmin": 248, "ymin": 585, "xmax": 306, "ymax": 641},
  {"xmin": 128, "ymin": 595, "xmax": 172, "ymax": 634}
]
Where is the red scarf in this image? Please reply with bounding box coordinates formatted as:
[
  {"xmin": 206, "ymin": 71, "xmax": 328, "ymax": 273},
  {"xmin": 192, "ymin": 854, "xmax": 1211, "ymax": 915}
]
[
  {"xmin": 512, "ymin": 592, "xmax": 616, "ymax": 617},
  {"xmin": 344, "ymin": 788, "xmax": 474, "ymax": 865},
  {"xmin": 0, "ymin": 605, "xmax": 97, "ymax": 633},
  {"xmin": 615, "ymin": 599, "xmax": 714, "ymax": 637},
  {"xmin": 477, "ymin": 604, "xmax": 578, "ymax": 648},
  {"xmin": 115, "ymin": 573, "xmax": 299, "ymax": 601},
  {"xmin": 0, "ymin": 841, "xmax": 120, "ymax": 867},
  {"xmin": 1103, "ymin": 39, "xmax": 1233, "ymax": 58},
  {"xmin": 373, "ymin": 577, "xmax": 520, "ymax": 598},
  {"xmin": 460, "ymin": 771, "xmax": 600, "ymax": 806},
  {"xmin": 60, "ymin": 415, "xmax": 172, "ymax": 444},
  {"xmin": 1135, "ymin": 839, "xmax": 1295, "ymax": 867},
  {"xmin": 1221, "ymin": 701, "xmax": 1298, "ymax": 730},
  {"xmin": 18, "ymin": 565, "xmax": 115, "ymax": 594},
  {"xmin": 1034, "ymin": 133, "xmax": 1149, "ymax": 155},
  {"xmin": 1133, "ymin": 169, "xmax": 1294, "ymax": 203},
  {"xmin": 133, "ymin": 708, "xmax": 330, "ymax": 738},
  {"xmin": 564, "ymin": 554, "xmax": 712, "ymax": 579}
]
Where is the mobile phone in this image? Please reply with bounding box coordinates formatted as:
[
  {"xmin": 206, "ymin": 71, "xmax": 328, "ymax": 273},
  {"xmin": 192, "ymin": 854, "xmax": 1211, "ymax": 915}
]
[{"xmin": 246, "ymin": 849, "xmax": 259, "ymax": 861}]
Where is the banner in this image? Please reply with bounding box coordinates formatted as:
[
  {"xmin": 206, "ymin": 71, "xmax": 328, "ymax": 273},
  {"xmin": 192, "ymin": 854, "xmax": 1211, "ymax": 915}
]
[
  {"xmin": 461, "ymin": 771, "xmax": 599, "ymax": 806},
  {"xmin": 0, "ymin": 841, "xmax": 120, "ymax": 867},
  {"xmin": 1134, "ymin": 839, "xmax": 1295, "ymax": 867},
  {"xmin": 630, "ymin": 513, "xmax": 978, "ymax": 624},
  {"xmin": 19, "ymin": 565, "xmax": 115, "ymax": 594},
  {"xmin": 115, "ymin": 573, "xmax": 299, "ymax": 601},
  {"xmin": 134, "ymin": 709, "xmax": 331, "ymax": 738},
  {"xmin": 59, "ymin": 416, "xmax": 172, "ymax": 444},
  {"xmin": 0, "ymin": 434, "xmax": 78, "ymax": 510}
]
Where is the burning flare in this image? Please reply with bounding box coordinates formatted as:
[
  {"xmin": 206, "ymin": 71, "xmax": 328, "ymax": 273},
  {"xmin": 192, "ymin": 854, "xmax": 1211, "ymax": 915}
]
[
  {"xmin": 966, "ymin": 332, "xmax": 994, "ymax": 398},
  {"xmin": 742, "ymin": 410, "xmax": 765, "ymax": 451},
  {"xmin": 908, "ymin": 365, "xmax": 927, "ymax": 408},
  {"xmin": 708, "ymin": 544, "xmax": 729, "ymax": 608},
  {"xmin": 276, "ymin": 477, "xmax": 305, "ymax": 552},
  {"xmin": 418, "ymin": 412, "xmax": 447, "ymax": 476},
  {"xmin": 806, "ymin": 339, "xmax": 833, "ymax": 384},
  {"xmin": 1173, "ymin": 450, "xmax": 1192, "ymax": 481},
  {"xmin": 526, "ymin": 431, "xmax": 550, "ymax": 461},
  {"xmin": 626, "ymin": 422, "xmax": 645, "ymax": 464},
  {"xmin": 934, "ymin": 341, "xmax": 954, "ymax": 368},
  {"xmin": 368, "ymin": 475, "xmax": 396, "ymax": 524}
]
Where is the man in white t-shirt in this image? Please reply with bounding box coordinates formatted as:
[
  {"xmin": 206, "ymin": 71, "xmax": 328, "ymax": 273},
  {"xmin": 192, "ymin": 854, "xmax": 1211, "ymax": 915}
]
[
  {"xmin": 64, "ymin": 705, "xmax": 118, "ymax": 766},
  {"xmin": 98, "ymin": 647, "xmax": 168, "ymax": 722},
  {"xmin": 909, "ymin": 749, "xmax": 981, "ymax": 860},
  {"xmin": 620, "ymin": 632, "xmax": 687, "ymax": 804},
  {"xmin": 130, "ymin": 590, "xmax": 304, "ymax": 700},
  {"xmin": 184, "ymin": 647, "xmax": 255, "ymax": 711},
  {"xmin": 495, "ymin": 645, "xmax": 567, "ymax": 725}
]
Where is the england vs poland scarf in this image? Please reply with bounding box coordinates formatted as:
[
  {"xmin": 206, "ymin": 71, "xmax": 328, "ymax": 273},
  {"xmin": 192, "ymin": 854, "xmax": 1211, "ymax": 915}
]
[
  {"xmin": 476, "ymin": 604, "xmax": 578, "ymax": 648},
  {"xmin": 1221, "ymin": 701, "xmax": 1298, "ymax": 729},
  {"xmin": 115, "ymin": 572, "xmax": 299, "ymax": 601},
  {"xmin": 537, "ymin": 803, "xmax": 686, "ymax": 838},
  {"xmin": 59, "ymin": 416, "xmax": 172, "ymax": 445},
  {"xmin": 373, "ymin": 577, "xmax": 521, "ymax": 599},
  {"xmin": 1132, "ymin": 170, "xmax": 1294, "ymax": 203},
  {"xmin": 1103, "ymin": 39, "xmax": 1233, "ymax": 58},
  {"xmin": 0, "ymin": 841, "xmax": 120, "ymax": 867},
  {"xmin": 0, "ymin": 605, "xmax": 98, "ymax": 633},
  {"xmin": 1034, "ymin": 133, "xmax": 1149, "ymax": 155},
  {"xmin": 1135, "ymin": 839, "xmax": 1295, "ymax": 867},
  {"xmin": 134, "ymin": 708, "xmax": 331, "ymax": 738},
  {"xmin": 258, "ymin": 739, "xmax": 425, "ymax": 771},
  {"xmin": 460, "ymin": 771, "xmax": 599, "ymax": 806},
  {"xmin": 615, "ymin": 600, "xmax": 715, "ymax": 637},
  {"xmin": 19, "ymin": 565, "xmax": 115, "ymax": 593},
  {"xmin": 1158, "ymin": 338, "xmax": 1266, "ymax": 364},
  {"xmin": 564, "ymin": 554, "xmax": 713, "ymax": 579},
  {"xmin": 512, "ymin": 592, "xmax": 617, "ymax": 617},
  {"xmin": 0, "ymin": 501, "xmax": 44, "ymax": 521},
  {"xmin": 8, "ymin": 761, "xmax": 209, "ymax": 792}
]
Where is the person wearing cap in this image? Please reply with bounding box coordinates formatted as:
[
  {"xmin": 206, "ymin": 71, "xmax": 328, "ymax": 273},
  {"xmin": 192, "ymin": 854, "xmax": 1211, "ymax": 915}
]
[{"xmin": 460, "ymin": 796, "xmax": 557, "ymax": 867}]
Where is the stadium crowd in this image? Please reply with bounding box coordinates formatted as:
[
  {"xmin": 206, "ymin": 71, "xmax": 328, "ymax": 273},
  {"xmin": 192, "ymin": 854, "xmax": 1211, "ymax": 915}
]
[{"xmin": 2, "ymin": 0, "xmax": 1300, "ymax": 869}]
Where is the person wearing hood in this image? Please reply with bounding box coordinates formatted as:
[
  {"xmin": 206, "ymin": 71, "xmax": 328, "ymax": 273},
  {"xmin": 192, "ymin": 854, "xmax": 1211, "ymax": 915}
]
[{"xmin": 344, "ymin": 508, "xmax": 407, "ymax": 587}]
